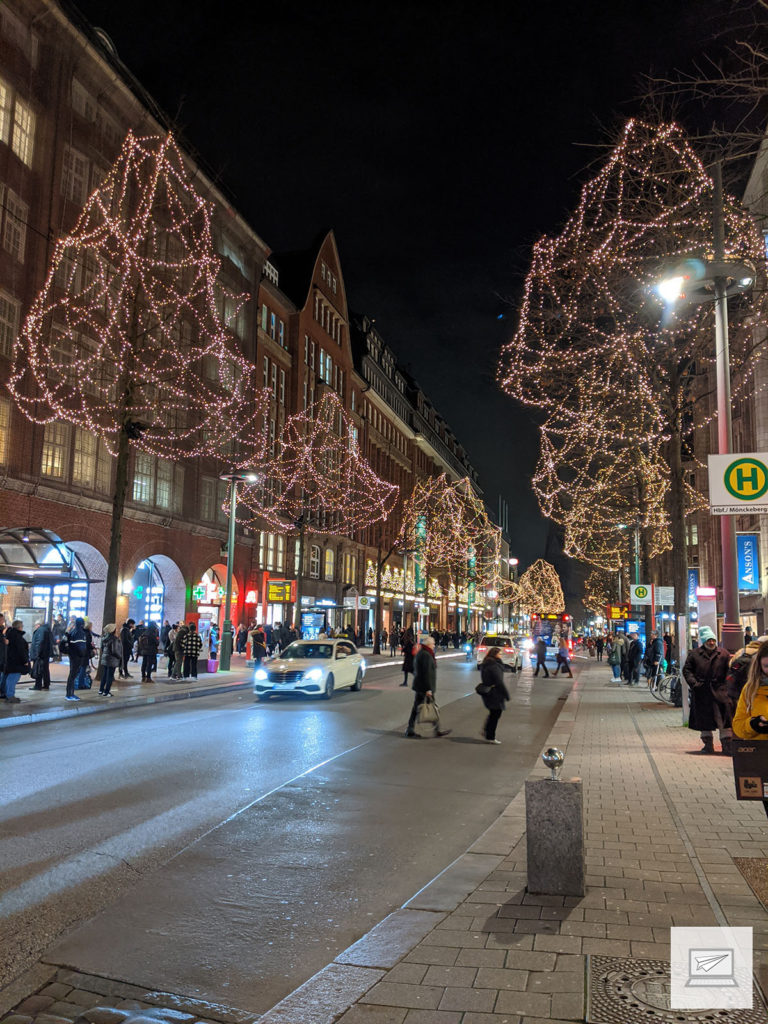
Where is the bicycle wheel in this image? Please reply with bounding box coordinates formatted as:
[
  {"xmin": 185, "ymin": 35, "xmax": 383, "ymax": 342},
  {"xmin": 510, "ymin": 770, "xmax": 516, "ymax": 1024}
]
[{"xmin": 655, "ymin": 674, "xmax": 676, "ymax": 704}]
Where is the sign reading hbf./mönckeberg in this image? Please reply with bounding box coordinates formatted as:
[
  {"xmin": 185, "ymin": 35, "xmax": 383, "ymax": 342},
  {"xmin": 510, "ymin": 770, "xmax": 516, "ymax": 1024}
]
[{"xmin": 708, "ymin": 453, "xmax": 768, "ymax": 514}]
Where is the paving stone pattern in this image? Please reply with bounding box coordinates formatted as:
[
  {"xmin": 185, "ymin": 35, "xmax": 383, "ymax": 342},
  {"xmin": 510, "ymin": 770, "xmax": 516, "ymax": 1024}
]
[{"xmin": 4, "ymin": 662, "xmax": 768, "ymax": 1024}]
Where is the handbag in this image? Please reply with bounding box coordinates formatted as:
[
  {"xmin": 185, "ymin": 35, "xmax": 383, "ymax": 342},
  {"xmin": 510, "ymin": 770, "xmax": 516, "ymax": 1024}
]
[
  {"xmin": 475, "ymin": 680, "xmax": 494, "ymax": 696},
  {"xmin": 417, "ymin": 696, "xmax": 439, "ymax": 725}
]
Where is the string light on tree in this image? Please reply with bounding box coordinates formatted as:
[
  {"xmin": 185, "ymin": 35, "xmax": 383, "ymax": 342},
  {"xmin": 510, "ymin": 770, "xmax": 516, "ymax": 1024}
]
[
  {"xmin": 8, "ymin": 130, "xmax": 272, "ymax": 630},
  {"xmin": 517, "ymin": 559, "xmax": 564, "ymax": 615}
]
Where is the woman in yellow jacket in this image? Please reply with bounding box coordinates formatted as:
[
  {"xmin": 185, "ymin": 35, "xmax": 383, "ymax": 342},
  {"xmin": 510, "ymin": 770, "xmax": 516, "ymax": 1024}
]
[{"xmin": 732, "ymin": 639, "xmax": 768, "ymax": 818}]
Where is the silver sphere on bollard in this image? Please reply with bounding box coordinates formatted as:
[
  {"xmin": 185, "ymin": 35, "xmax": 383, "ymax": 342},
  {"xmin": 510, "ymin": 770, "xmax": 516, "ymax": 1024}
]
[{"xmin": 542, "ymin": 747, "xmax": 564, "ymax": 781}]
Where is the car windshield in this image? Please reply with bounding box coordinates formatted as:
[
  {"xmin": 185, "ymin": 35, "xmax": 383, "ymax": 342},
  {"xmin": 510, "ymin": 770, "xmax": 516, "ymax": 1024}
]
[
  {"xmin": 481, "ymin": 636, "xmax": 512, "ymax": 647},
  {"xmin": 282, "ymin": 643, "xmax": 333, "ymax": 660}
]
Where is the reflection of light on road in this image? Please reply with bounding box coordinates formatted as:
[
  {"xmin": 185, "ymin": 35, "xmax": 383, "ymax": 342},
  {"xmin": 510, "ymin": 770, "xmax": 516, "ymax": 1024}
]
[{"xmin": 365, "ymin": 653, "xmax": 462, "ymax": 671}]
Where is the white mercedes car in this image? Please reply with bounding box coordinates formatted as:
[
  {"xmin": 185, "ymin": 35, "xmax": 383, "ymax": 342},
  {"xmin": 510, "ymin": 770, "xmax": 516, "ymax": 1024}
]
[
  {"xmin": 475, "ymin": 634, "xmax": 522, "ymax": 672},
  {"xmin": 254, "ymin": 638, "xmax": 366, "ymax": 700}
]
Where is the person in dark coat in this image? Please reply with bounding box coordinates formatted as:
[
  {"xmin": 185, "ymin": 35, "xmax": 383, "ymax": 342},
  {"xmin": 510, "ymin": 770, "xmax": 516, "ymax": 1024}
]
[
  {"xmin": 533, "ymin": 637, "xmax": 550, "ymax": 677},
  {"xmin": 405, "ymin": 636, "xmax": 451, "ymax": 738},
  {"xmin": 3, "ymin": 620, "xmax": 30, "ymax": 702},
  {"xmin": 478, "ymin": 647, "xmax": 511, "ymax": 743},
  {"xmin": 65, "ymin": 617, "xmax": 88, "ymax": 701},
  {"xmin": 119, "ymin": 619, "xmax": 135, "ymax": 678},
  {"xmin": 595, "ymin": 636, "xmax": 605, "ymax": 662},
  {"xmin": 171, "ymin": 624, "xmax": 188, "ymax": 679},
  {"xmin": 683, "ymin": 625, "xmax": 732, "ymax": 755},
  {"xmin": 29, "ymin": 620, "xmax": 53, "ymax": 690},
  {"xmin": 138, "ymin": 623, "xmax": 160, "ymax": 682},
  {"xmin": 251, "ymin": 625, "xmax": 267, "ymax": 665},
  {"xmin": 0, "ymin": 613, "xmax": 7, "ymax": 698},
  {"xmin": 625, "ymin": 633, "xmax": 643, "ymax": 685},
  {"xmin": 400, "ymin": 629, "xmax": 415, "ymax": 686}
]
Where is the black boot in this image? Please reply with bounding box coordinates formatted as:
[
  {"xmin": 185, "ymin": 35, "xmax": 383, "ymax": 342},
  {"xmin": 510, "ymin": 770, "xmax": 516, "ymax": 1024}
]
[
  {"xmin": 721, "ymin": 737, "xmax": 733, "ymax": 756},
  {"xmin": 690, "ymin": 737, "xmax": 716, "ymax": 755}
]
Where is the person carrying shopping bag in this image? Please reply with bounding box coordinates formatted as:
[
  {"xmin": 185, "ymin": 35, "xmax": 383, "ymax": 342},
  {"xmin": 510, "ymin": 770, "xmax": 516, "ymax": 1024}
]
[
  {"xmin": 404, "ymin": 636, "xmax": 451, "ymax": 738},
  {"xmin": 476, "ymin": 646, "xmax": 511, "ymax": 744}
]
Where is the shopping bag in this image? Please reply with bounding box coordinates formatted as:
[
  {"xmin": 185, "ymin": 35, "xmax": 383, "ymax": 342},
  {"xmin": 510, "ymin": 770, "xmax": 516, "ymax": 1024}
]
[{"xmin": 417, "ymin": 696, "xmax": 439, "ymax": 725}]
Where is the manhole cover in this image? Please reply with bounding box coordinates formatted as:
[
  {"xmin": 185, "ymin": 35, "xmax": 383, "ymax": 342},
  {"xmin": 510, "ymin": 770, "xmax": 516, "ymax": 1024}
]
[{"xmin": 587, "ymin": 955, "xmax": 768, "ymax": 1023}]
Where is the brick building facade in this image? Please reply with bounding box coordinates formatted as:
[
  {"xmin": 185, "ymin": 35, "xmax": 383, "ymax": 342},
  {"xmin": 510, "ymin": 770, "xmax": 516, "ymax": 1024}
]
[{"xmin": 0, "ymin": 0, "xmax": 484, "ymax": 643}]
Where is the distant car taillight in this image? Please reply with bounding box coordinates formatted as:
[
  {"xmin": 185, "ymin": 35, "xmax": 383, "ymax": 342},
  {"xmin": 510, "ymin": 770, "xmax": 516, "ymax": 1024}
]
[
  {"xmin": 478, "ymin": 646, "xmax": 487, "ymax": 652},
  {"xmin": 503, "ymin": 647, "xmax": 513, "ymax": 652}
]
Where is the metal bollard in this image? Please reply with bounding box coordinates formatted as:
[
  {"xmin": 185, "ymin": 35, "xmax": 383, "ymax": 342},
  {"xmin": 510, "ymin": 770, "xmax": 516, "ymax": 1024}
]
[{"xmin": 525, "ymin": 748, "xmax": 585, "ymax": 897}]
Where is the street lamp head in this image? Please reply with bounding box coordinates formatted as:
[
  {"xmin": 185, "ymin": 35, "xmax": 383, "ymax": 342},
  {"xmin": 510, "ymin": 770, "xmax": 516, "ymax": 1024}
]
[
  {"xmin": 220, "ymin": 469, "xmax": 261, "ymax": 483},
  {"xmin": 656, "ymin": 274, "xmax": 687, "ymax": 304}
]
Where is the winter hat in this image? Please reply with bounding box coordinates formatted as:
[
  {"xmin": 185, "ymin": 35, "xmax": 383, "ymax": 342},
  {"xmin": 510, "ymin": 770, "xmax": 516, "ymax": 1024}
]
[
  {"xmin": 698, "ymin": 626, "xmax": 717, "ymax": 643},
  {"xmin": 103, "ymin": 623, "xmax": 116, "ymax": 634},
  {"xmin": 421, "ymin": 635, "xmax": 435, "ymax": 648}
]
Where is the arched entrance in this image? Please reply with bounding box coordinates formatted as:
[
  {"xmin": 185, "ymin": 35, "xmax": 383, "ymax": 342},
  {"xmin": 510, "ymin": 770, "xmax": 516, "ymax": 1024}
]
[
  {"xmin": 192, "ymin": 564, "xmax": 238, "ymax": 652},
  {"xmin": 126, "ymin": 554, "xmax": 186, "ymax": 627},
  {"xmin": 24, "ymin": 537, "xmax": 107, "ymax": 634}
]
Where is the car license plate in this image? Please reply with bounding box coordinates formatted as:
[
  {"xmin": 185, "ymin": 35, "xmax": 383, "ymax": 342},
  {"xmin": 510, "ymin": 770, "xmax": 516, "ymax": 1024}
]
[{"xmin": 273, "ymin": 680, "xmax": 294, "ymax": 689}]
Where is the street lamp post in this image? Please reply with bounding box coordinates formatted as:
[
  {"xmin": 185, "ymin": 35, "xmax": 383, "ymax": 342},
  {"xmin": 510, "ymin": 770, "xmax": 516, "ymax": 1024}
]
[
  {"xmin": 219, "ymin": 470, "xmax": 259, "ymax": 672},
  {"xmin": 656, "ymin": 160, "xmax": 755, "ymax": 651}
]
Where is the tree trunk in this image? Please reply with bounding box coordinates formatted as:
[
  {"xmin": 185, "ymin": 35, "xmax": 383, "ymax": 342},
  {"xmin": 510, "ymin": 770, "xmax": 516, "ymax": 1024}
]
[
  {"xmin": 373, "ymin": 545, "xmax": 384, "ymax": 655},
  {"xmin": 102, "ymin": 423, "xmax": 131, "ymax": 629}
]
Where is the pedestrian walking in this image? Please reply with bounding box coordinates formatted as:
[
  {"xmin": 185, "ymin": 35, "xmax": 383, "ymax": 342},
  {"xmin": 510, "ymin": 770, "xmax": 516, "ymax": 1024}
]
[
  {"xmin": 182, "ymin": 621, "xmax": 203, "ymax": 677},
  {"xmin": 98, "ymin": 624, "xmax": 122, "ymax": 696},
  {"xmin": 733, "ymin": 639, "xmax": 768, "ymax": 816},
  {"xmin": 236, "ymin": 624, "xmax": 248, "ymax": 654},
  {"xmin": 400, "ymin": 629, "xmax": 415, "ymax": 686},
  {"xmin": 138, "ymin": 623, "xmax": 160, "ymax": 681},
  {"xmin": 64, "ymin": 617, "xmax": 88, "ymax": 701},
  {"xmin": 477, "ymin": 646, "xmax": 511, "ymax": 744},
  {"xmin": 533, "ymin": 637, "xmax": 550, "ymax": 677},
  {"xmin": 404, "ymin": 635, "xmax": 451, "ymax": 738},
  {"xmin": 595, "ymin": 635, "xmax": 604, "ymax": 662},
  {"xmin": 29, "ymin": 619, "xmax": 53, "ymax": 690},
  {"xmin": 683, "ymin": 625, "xmax": 732, "ymax": 755},
  {"xmin": 554, "ymin": 636, "xmax": 573, "ymax": 678}
]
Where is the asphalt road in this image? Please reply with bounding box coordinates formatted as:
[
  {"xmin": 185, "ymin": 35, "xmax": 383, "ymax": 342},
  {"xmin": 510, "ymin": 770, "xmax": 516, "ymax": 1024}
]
[{"xmin": 0, "ymin": 653, "xmax": 573, "ymax": 1009}]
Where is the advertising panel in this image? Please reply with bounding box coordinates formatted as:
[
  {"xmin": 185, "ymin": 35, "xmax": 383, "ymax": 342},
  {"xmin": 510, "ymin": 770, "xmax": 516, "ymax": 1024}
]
[{"xmin": 736, "ymin": 533, "xmax": 760, "ymax": 593}]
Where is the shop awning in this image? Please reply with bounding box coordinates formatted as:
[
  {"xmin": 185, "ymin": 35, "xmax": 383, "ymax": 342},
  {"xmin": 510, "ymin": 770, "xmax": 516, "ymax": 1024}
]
[{"xmin": 0, "ymin": 528, "xmax": 102, "ymax": 587}]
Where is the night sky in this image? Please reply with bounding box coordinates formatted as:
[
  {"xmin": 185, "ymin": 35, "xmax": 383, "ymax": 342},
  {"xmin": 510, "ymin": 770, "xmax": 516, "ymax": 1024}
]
[{"xmin": 70, "ymin": 0, "xmax": 731, "ymax": 581}]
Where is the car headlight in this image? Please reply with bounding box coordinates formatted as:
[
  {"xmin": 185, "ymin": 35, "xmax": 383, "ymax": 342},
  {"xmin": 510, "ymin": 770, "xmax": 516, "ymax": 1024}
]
[
  {"xmin": 254, "ymin": 669, "xmax": 268, "ymax": 681},
  {"xmin": 304, "ymin": 668, "xmax": 323, "ymax": 681},
  {"xmin": 360, "ymin": 658, "xmax": 366, "ymax": 670}
]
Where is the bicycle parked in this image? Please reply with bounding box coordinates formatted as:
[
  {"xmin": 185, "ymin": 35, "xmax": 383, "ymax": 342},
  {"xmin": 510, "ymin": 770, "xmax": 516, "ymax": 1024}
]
[{"xmin": 649, "ymin": 659, "xmax": 682, "ymax": 705}]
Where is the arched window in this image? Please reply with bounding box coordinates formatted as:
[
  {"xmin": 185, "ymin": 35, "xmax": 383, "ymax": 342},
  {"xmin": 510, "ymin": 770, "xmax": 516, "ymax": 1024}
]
[
  {"xmin": 309, "ymin": 545, "xmax": 320, "ymax": 579},
  {"xmin": 324, "ymin": 548, "xmax": 335, "ymax": 581}
]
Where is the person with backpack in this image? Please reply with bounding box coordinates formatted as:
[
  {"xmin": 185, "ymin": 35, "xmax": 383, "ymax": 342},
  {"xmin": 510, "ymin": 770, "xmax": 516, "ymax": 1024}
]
[{"xmin": 726, "ymin": 634, "xmax": 766, "ymax": 709}]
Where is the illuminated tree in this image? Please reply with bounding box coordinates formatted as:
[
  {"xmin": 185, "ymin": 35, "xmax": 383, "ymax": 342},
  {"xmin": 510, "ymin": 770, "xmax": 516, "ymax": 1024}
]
[
  {"xmin": 498, "ymin": 119, "xmax": 765, "ymax": 621},
  {"xmin": 517, "ymin": 559, "xmax": 564, "ymax": 616},
  {"xmin": 9, "ymin": 131, "xmax": 269, "ymax": 626},
  {"xmin": 583, "ymin": 568, "xmax": 619, "ymax": 617},
  {"xmin": 399, "ymin": 475, "xmax": 506, "ymax": 630},
  {"xmin": 238, "ymin": 390, "xmax": 399, "ymax": 621}
]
